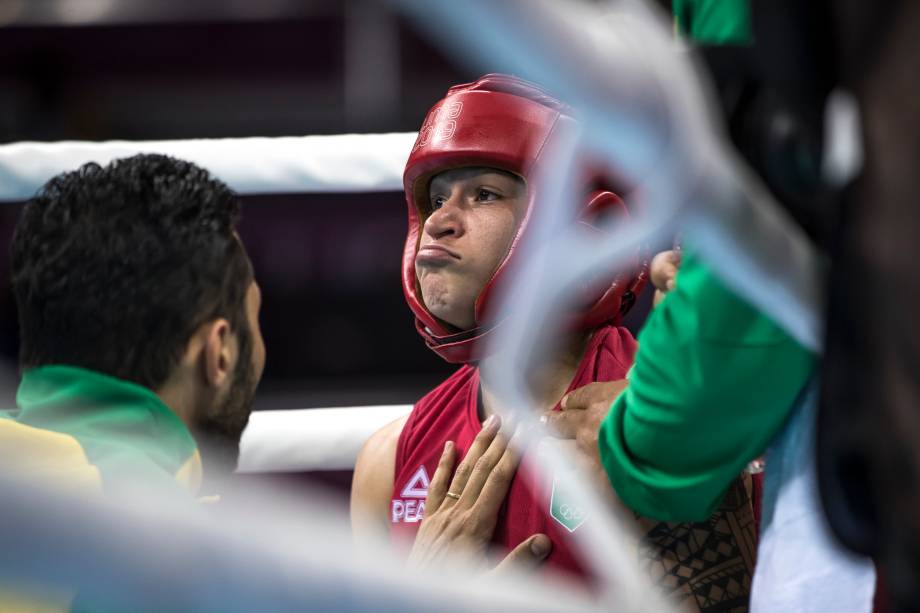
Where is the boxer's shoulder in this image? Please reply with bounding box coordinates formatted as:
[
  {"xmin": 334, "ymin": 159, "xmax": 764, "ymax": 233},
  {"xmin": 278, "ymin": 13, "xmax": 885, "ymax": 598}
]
[{"xmin": 351, "ymin": 413, "xmax": 410, "ymax": 535}]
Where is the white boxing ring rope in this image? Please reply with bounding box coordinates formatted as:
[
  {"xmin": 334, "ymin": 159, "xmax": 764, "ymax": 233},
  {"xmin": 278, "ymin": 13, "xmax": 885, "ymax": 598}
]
[
  {"xmin": 0, "ymin": 132, "xmax": 417, "ymax": 201},
  {"xmin": 238, "ymin": 405, "xmax": 411, "ymax": 473}
]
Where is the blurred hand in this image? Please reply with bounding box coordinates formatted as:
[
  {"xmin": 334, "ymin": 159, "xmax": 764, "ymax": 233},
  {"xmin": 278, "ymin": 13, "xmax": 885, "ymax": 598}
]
[
  {"xmin": 408, "ymin": 415, "xmax": 551, "ymax": 572},
  {"xmin": 650, "ymin": 249, "xmax": 682, "ymax": 306},
  {"xmin": 541, "ymin": 381, "xmax": 629, "ymax": 493}
]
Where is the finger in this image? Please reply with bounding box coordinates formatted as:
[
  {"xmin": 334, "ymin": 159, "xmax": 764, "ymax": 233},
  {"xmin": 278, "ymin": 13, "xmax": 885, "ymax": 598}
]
[
  {"xmin": 663, "ymin": 266, "xmax": 679, "ymax": 291},
  {"xmin": 457, "ymin": 423, "xmax": 514, "ymax": 508},
  {"xmin": 561, "ymin": 380, "xmax": 628, "ymax": 411},
  {"xmin": 650, "ymin": 250, "xmax": 675, "ymax": 288},
  {"xmin": 492, "ymin": 534, "xmax": 552, "ymax": 574},
  {"xmin": 540, "ymin": 410, "xmax": 578, "ymax": 439},
  {"xmin": 425, "ymin": 440, "xmax": 456, "ymax": 513},
  {"xmin": 661, "ymin": 261, "xmax": 678, "ymax": 283},
  {"xmin": 475, "ymin": 425, "xmax": 528, "ymax": 518},
  {"xmin": 664, "ymin": 251, "xmax": 681, "ymax": 290},
  {"xmin": 650, "ymin": 250, "xmax": 682, "ymax": 292},
  {"xmin": 559, "ymin": 382, "xmax": 603, "ymax": 412},
  {"xmin": 444, "ymin": 414, "xmax": 501, "ymax": 505}
]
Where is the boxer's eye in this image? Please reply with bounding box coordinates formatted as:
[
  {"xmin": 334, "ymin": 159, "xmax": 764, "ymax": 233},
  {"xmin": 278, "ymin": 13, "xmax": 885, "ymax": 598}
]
[
  {"xmin": 477, "ymin": 188, "xmax": 499, "ymax": 201},
  {"xmin": 430, "ymin": 195, "xmax": 447, "ymax": 211}
]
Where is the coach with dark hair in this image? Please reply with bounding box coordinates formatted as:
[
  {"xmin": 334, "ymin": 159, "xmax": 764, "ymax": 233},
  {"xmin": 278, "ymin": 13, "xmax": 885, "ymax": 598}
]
[{"xmin": 0, "ymin": 153, "xmax": 264, "ymax": 499}]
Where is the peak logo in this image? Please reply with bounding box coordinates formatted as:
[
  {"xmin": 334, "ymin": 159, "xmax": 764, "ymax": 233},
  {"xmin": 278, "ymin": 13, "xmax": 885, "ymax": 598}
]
[
  {"xmin": 400, "ymin": 465, "xmax": 430, "ymax": 498},
  {"xmin": 392, "ymin": 465, "xmax": 430, "ymax": 523}
]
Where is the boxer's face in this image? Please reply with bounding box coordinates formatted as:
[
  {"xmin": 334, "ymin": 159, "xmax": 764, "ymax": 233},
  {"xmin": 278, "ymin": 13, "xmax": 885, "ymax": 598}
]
[{"xmin": 416, "ymin": 167, "xmax": 527, "ymax": 330}]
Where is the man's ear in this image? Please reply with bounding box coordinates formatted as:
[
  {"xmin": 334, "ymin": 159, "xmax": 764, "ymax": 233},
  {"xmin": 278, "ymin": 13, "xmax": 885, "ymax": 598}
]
[{"xmin": 202, "ymin": 318, "xmax": 234, "ymax": 389}]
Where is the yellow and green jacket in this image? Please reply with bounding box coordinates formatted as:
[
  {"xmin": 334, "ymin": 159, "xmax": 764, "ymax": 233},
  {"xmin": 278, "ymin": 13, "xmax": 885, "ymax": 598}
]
[{"xmin": 0, "ymin": 365, "xmax": 203, "ymax": 612}]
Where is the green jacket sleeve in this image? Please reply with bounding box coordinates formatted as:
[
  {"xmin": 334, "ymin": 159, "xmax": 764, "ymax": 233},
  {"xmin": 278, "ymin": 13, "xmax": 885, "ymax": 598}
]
[
  {"xmin": 672, "ymin": 0, "xmax": 753, "ymax": 44},
  {"xmin": 598, "ymin": 251, "xmax": 815, "ymax": 521}
]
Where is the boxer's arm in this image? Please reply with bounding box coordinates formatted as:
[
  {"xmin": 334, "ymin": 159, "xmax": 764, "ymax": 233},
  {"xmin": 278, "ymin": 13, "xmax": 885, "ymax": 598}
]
[{"xmin": 350, "ymin": 415, "xmax": 408, "ymax": 544}]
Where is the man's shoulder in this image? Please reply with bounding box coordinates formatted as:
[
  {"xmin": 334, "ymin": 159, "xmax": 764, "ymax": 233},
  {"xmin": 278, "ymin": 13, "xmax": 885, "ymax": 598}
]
[
  {"xmin": 1, "ymin": 409, "xmax": 196, "ymax": 498},
  {"xmin": 0, "ymin": 417, "xmax": 105, "ymax": 493}
]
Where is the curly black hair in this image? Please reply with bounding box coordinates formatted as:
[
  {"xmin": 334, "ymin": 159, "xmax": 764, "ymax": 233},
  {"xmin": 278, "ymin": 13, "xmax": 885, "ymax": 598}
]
[{"xmin": 11, "ymin": 154, "xmax": 253, "ymax": 390}]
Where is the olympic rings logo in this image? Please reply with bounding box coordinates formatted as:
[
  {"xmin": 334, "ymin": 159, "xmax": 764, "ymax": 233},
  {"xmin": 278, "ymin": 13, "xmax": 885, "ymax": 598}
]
[{"xmin": 557, "ymin": 504, "xmax": 585, "ymax": 522}]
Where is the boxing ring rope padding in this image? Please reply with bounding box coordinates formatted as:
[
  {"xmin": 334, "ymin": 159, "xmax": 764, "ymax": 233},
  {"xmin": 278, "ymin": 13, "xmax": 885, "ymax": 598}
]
[
  {"xmin": 238, "ymin": 404, "xmax": 412, "ymax": 473},
  {"xmin": 0, "ymin": 132, "xmax": 417, "ymax": 201}
]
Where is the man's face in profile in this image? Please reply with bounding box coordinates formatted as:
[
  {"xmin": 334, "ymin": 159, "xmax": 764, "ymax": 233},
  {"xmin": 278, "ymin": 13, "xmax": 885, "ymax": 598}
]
[{"xmin": 195, "ymin": 280, "xmax": 265, "ymax": 464}]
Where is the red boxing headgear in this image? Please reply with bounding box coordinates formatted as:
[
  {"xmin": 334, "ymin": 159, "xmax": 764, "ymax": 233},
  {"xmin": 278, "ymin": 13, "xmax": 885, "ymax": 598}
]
[{"xmin": 403, "ymin": 74, "xmax": 647, "ymax": 363}]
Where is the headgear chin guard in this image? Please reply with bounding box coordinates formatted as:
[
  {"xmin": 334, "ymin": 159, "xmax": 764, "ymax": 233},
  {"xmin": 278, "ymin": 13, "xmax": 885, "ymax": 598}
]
[{"xmin": 402, "ymin": 74, "xmax": 648, "ymax": 364}]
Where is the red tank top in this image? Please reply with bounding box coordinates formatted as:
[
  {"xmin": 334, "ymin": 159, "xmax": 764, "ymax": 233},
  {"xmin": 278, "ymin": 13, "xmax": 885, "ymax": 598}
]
[{"xmin": 390, "ymin": 325, "xmax": 637, "ymax": 582}]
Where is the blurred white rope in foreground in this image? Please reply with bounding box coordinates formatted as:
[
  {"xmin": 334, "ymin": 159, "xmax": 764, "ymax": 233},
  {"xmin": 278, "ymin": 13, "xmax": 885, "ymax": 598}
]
[
  {"xmin": 0, "ymin": 474, "xmax": 601, "ymax": 612},
  {"xmin": 0, "ymin": 132, "xmax": 417, "ymax": 201}
]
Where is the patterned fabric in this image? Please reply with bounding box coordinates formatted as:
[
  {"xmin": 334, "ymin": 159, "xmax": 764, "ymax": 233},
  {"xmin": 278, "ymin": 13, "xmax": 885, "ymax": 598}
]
[{"xmin": 639, "ymin": 478, "xmax": 756, "ymax": 612}]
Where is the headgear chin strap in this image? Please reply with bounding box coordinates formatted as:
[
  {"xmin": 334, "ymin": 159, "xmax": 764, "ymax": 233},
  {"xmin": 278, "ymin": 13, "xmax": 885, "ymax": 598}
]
[{"xmin": 402, "ymin": 74, "xmax": 647, "ymax": 364}]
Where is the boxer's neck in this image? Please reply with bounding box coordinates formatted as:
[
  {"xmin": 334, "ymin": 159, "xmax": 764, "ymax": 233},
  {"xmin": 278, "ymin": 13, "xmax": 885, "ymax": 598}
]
[{"xmin": 477, "ymin": 331, "xmax": 590, "ymax": 422}]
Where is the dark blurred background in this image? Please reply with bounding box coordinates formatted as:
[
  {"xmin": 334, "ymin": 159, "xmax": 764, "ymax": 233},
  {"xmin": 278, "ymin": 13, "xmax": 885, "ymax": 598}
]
[{"xmin": 0, "ymin": 0, "xmax": 651, "ymax": 410}]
